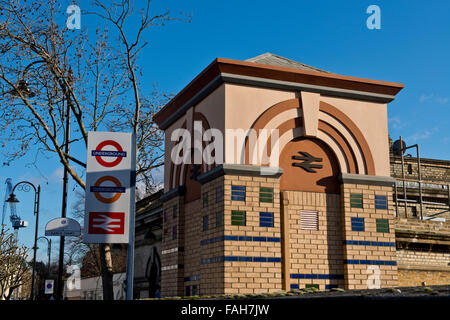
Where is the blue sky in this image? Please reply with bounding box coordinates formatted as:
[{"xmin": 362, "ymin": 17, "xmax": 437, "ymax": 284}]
[{"xmin": 1, "ymin": 0, "xmax": 450, "ymax": 262}]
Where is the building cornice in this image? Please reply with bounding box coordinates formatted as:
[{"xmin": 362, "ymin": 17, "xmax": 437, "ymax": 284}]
[
  {"xmin": 154, "ymin": 58, "xmax": 404, "ymax": 129},
  {"xmin": 338, "ymin": 173, "xmax": 396, "ymax": 186},
  {"xmin": 196, "ymin": 164, "xmax": 284, "ymax": 184}
]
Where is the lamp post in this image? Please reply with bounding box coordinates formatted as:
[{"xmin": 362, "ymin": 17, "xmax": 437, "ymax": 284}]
[
  {"xmin": 7, "ymin": 62, "xmax": 72, "ymax": 300},
  {"xmin": 56, "ymin": 68, "xmax": 73, "ymax": 301},
  {"xmin": 6, "ymin": 181, "xmax": 41, "ymax": 300},
  {"xmin": 37, "ymin": 236, "xmax": 52, "ymax": 275}
]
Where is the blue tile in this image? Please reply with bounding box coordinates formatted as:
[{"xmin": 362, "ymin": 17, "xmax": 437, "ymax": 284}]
[
  {"xmin": 259, "ymin": 212, "xmax": 274, "ymax": 217},
  {"xmin": 326, "ymin": 285, "xmax": 339, "ymax": 290},
  {"xmin": 290, "ymin": 284, "xmax": 299, "ymax": 290},
  {"xmin": 224, "ymin": 236, "xmax": 239, "ymax": 241},
  {"xmin": 224, "ymin": 256, "xmax": 238, "ymax": 262},
  {"xmin": 253, "ymin": 257, "xmax": 267, "ymax": 262},
  {"xmin": 238, "ymin": 256, "xmax": 252, "ymax": 262},
  {"xmin": 232, "ymin": 186, "xmax": 246, "ymax": 191},
  {"xmin": 239, "ymin": 236, "xmax": 252, "ymax": 241},
  {"xmin": 184, "ymin": 275, "xmax": 200, "ymax": 282},
  {"xmin": 330, "ymin": 274, "xmax": 344, "ymax": 280},
  {"xmin": 267, "ymin": 237, "xmax": 281, "ymax": 242},
  {"xmin": 344, "ymin": 259, "xmax": 397, "ymax": 266},
  {"xmin": 253, "ymin": 237, "xmax": 266, "ymax": 242},
  {"xmin": 231, "ymin": 196, "xmax": 245, "ymax": 201},
  {"xmin": 343, "ymin": 240, "xmax": 396, "ymax": 247},
  {"xmin": 267, "ymin": 257, "xmax": 281, "ymax": 263},
  {"xmin": 260, "ymin": 223, "xmax": 274, "ymax": 227}
]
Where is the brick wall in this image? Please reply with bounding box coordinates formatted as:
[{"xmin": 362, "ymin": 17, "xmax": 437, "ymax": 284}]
[
  {"xmin": 395, "ymin": 218, "xmax": 450, "ymax": 233},
  {"xmin": 282, "ymin": 191, "xmax": 344, "ymax": 291},
  {"xmin": 222, "ymin": 175, "xmax": 282, "ymax": 295},
  {"xmin": 390, "ymin": 156, "xmax": 450, "ymax": 184},
  {"xmin": 398, "ymin": 270, "xmax": 450, "ymax": 286},
  {"xmin": 161, "ymin": 196, "xmax": 185, "ymax": 296},
  {"xmin": 341, "ymin": 184, "xmax": 398, "ymax": 289},
  {"xmin": 395, "ymin": 217, "xmax": 450, "ymax": 287},
  {"xmin": 198, "ymin": 176, "xmax": 225, "ymax": 295},
  {"xmin": 183, "ymin": 199, "xmax": 202, "ymax": 294},
  {"xmin": 397, "ymin": 250, "xmax": 450, "ymax": 268}
]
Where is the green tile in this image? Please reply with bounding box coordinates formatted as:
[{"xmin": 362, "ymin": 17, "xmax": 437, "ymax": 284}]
[
  {"xmin": 376, "ymin": 219, "xmax": 389, "ymax": 233},
  {"xmin": 259, "ymin": 187, "xmax": 273, "ymax": 203},
  {"xmin": 350, "ymin": 193, "xmax": 363, "ymax": 208},
  {"xmin": 231, "ymin": 211, "xmax": 246, "ymax": 226},
  {"xmin": 305, "ymin": 284, "xmax": 319, "ymax": 289}
]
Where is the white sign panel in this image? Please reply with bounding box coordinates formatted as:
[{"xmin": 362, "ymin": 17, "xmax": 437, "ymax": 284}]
[
  {"xmin": 45, "ymin": 218, "xmax": 81, "ymax": 236},
  {"xmin": 45, "ymin": 280, "xmax": 54, "ymax": 294},
  {"xmin": 83, "ymin": 131, "xmax": 135, "ymax": 243}
]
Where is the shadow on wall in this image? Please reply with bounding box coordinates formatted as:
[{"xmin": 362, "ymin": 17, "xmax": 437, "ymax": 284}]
[
  {"xmin": 326, "ymin": 193, "xmax": 345, "ymax": 289},
  {"xmin": 145, "ymin": 247, "xmax": 161, "ymax": 298}
]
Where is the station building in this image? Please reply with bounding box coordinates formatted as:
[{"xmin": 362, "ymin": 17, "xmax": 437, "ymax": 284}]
[{"xmin": 144, "ymin": 53, "xmax": 449, "ymax": 297}]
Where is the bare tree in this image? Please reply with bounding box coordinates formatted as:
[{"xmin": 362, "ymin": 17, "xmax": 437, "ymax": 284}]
[
  {"xmin": 0, "ymin": 226, "xmax": 31, "ymax": 300},
  {"xmin": 0, "ymin": 0, "xmax": 188, "ymax": 299}
]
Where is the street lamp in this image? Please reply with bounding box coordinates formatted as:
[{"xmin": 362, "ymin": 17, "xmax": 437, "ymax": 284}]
[
  {"xmin": 7, "ymin": 63, "xmax": 72, "ymax": 301},
  {"xmin": 37, "ymin": 236, "xmax": 52, "ymax": 275},
  {"xmin": 6, "ymin": 181, "xmax": 41, "ymax": 301}
]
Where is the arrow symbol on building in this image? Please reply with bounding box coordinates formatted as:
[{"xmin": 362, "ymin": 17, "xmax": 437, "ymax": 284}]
[
  {"xmin": 292, "ymin": 151, "xmax": 323, "ymax": 173},
  {"xmin": 92, "ymin": 214, "xmax": 122, "ymax": 232}
]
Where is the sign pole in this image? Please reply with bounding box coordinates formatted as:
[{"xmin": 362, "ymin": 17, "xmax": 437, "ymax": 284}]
[
  {"xmin": 57, "ymin": 71, "xmax": 72, "ymax": 301},
  {"xmin": 126, "ymin": 134, "xmax": 136, "ymax": 300}
]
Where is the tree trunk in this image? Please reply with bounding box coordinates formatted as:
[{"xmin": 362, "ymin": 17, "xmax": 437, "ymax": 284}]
[{"xmin": 99, "ymin": 244, "xmax": 114, "ymax": 300}]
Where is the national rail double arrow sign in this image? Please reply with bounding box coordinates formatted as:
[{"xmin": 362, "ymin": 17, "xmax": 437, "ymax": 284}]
[{"xmin": 292, "ymin": 151, "xmax": 323, "ymax": 173}]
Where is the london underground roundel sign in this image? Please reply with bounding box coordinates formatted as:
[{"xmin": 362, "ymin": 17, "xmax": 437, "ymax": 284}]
[
  {"xmin": 92, "ymin": 140, "xmax": 127, "ymax": 167},
  {"xmin": 90, "ymin": 175, "xmax": 125, "ymax": 204}
]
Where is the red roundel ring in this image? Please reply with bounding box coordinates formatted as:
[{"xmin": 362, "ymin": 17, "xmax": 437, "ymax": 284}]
[{"xmin": 95, "ymin": 140, "xmax": 124, "ymax": 167}]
